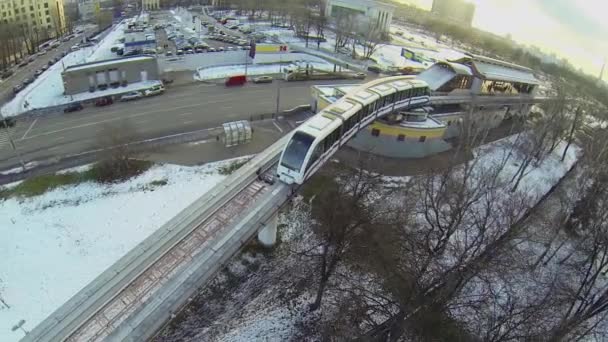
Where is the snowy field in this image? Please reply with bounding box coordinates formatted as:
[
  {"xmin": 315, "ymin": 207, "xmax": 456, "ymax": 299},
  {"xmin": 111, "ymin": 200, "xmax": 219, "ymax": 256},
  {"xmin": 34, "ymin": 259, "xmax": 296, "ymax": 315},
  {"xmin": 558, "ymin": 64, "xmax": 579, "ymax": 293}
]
[
  {"xmin": 0, "ymin": 158, "xmax": 247, "ymax": 342},
  {"xmin": 1, "ymin": 23, "xmax": 127, "ymax": 117}
]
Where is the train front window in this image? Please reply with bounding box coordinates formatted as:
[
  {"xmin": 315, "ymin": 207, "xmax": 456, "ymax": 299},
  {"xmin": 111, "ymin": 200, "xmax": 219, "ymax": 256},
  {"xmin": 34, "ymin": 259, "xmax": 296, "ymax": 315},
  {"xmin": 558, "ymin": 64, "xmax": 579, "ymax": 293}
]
[{"xmin": 281, "ymin": 132, "xmax": 315, "ymax": 172}]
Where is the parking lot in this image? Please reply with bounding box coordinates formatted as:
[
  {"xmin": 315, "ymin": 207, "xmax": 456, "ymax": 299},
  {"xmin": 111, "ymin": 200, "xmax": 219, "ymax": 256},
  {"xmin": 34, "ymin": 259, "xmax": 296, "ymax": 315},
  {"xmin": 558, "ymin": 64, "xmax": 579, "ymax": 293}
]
[{"xmin": 149, "ymin": 10, "xmax": 256, "ymax": 57}]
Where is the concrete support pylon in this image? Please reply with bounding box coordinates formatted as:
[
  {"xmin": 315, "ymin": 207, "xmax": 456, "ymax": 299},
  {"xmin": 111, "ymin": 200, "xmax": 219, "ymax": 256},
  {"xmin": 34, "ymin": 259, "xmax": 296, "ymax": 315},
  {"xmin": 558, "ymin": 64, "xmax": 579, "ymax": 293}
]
[{"xmin": 257, "ymin": 212, "xmax": 278, "ymax": 247}]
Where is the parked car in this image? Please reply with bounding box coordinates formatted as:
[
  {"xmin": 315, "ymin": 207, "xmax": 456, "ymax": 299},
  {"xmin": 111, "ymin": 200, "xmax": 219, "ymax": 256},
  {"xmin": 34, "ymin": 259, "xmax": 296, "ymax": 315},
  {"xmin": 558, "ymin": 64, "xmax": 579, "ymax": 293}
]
[
  {"xmin": 47, "ymin": 60, "xmax": 54, "ymax": 67},
  {"xmin": 227, "ymin": 47, "xmax": 235, "ymax": 51},
  {"xmin": 34, "ymin": 69, "xmax": 43, "ymax": 77},
  {"xmin": 95, "ymin": 97, "xmax": 114, "ymax": 106},
  {"xmin": 23, "ymin": 77, "xmax": 34, "ymax": 85},
  {"xmin": 195, "ymin": 47, "xmax": 204, "ymax": 53},
  {"xmin": 225, "ymin": 75, "xmax": 246, "ymax": 87},
  {"xmin": 208, "ymin": 47, "xmax": 216, "ymax": 52},
  {"xmin": 12, "ymin": 84, "xmax": 23, "ymax": 94},
  {"xmin": 41, "ymin": 65, "xmax": 49, "ymax": 71},
  {"xmin": 353, "ymin": 72, "xmax": 366, "ymax": 79},
  {"xmin": 120, "ymin": 91, "xmax": 142, "ymax": 101},
  {"xmin": 252, "ymin": 75, "xmax": 273, "ymax": 84},
  {"xmin": 71, "ymin": 45, "xmax": 80, "ymax": 51},
  {"xmin": 143, "ymin": 85, "xmax": 164, "ymax": 97},
  {"xmin": 176, "ymin": 49, "xmax": 184, "ymax": 55},
  {"xmin": 64, "ymin": 102, "xmax": 84, "ymax": 112},
  {"xmin": 61, "ymin": 36, "xmax": 71, "ymax": 42},
  {"xmin": 17, "ymin": 60, "xmax": 28, "ymax": 67},
  {"xmin": 217, "ymin": 46, "xmax": 225, "ymax": 52},
  {"xmin": 0, "ymin": 117, "xmax": 15, "ymax": 128}
]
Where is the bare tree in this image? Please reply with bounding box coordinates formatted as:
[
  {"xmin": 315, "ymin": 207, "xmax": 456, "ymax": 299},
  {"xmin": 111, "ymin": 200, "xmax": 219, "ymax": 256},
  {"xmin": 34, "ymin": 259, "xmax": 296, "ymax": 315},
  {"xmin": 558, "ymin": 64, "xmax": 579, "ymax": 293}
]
[
  {"xmin": 305, "ymin": 163, "xmax": 395, "ymax": 311},
  {"xmin": 359, "ymin": 20, "xmax": 384, "ymax": 60},
  {"xmin": 333, "ymin": 11, "xmax": 353, "ymax": 54},
  {"xmin": 93, "ymin": 120, "xmax": 149, "ymax": 183},
  {"xmin": 561, "ymin": 105, "xmax": 584, "ymax": 162}
]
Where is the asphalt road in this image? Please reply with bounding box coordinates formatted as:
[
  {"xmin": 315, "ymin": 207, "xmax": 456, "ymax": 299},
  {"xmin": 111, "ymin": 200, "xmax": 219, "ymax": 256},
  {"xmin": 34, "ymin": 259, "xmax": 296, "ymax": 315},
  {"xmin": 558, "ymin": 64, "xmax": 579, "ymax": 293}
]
[{"xmin": 0, "ymin": 77, "xmax": 369, "ymax": 171}]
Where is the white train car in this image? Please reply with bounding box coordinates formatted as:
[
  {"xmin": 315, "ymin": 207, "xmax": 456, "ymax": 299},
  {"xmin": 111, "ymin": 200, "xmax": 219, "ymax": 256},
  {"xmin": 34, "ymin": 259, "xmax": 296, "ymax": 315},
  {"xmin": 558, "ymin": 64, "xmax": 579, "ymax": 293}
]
[{"xmin": 277, "ymin": 76, "xmax": 431, "ymax": 185}]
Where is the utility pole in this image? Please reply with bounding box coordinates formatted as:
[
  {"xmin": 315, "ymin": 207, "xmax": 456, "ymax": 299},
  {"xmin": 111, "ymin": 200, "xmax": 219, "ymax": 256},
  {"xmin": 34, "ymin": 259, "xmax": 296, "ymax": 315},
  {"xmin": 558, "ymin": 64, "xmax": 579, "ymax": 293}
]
[
  {"xmin": 275, "ymin": 53, "xmax": 282, "ymax": 116},
  {"xmin": 11, "ymin": 319, "xmax": 28, "ymax": 337},
  {"xmin": 244, "ymin": 48, "xmax": 248, "ymax": 77}
]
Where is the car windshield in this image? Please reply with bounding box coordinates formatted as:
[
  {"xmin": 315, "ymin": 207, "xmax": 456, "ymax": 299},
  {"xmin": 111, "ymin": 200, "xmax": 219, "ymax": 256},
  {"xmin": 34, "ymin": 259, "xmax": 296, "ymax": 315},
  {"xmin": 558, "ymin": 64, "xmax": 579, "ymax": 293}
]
[{"xmin": 281, "ymin": 132, "xmax": 315, "ymax": 172}]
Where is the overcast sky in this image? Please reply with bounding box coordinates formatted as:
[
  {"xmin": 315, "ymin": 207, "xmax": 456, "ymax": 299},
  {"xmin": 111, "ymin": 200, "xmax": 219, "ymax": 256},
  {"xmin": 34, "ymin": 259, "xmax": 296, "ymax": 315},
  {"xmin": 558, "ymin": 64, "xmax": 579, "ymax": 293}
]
[{"xmin": 398, "ymin": 0, "xmax": 607, "ymax": 78}]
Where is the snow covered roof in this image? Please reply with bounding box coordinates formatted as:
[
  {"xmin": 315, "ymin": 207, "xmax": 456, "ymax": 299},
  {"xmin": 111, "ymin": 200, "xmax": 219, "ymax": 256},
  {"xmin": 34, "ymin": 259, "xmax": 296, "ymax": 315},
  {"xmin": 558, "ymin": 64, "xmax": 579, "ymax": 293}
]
[
  {"xmin": 448, "ymin": 53, "xmax": 539, "ymax": 85},
  {"xmin": 64, "ymin": 56, "xmax": 156, "ymax": 73},
  {"xmin": 442, "ymin": 61, "xmax": 473, "ymax": 75},
  {"xmin": 473, "ymin": 61, "xmax": 539, "ymax": 85},
  {"xmin": 416, "ymin": 64, "xmax": 456, "ymax": 91}
]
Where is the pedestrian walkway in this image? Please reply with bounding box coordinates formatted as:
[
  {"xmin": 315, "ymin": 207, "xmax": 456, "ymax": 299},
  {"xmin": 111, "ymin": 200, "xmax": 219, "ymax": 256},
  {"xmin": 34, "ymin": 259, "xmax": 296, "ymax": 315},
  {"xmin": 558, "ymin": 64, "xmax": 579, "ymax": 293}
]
[
  {"xmin": 0, "ymin": 128, "xmax": 13, "ymax": 150},
  {"xmin": 141, "ymin": 120, "xmax": 288, "ymax": 166}
]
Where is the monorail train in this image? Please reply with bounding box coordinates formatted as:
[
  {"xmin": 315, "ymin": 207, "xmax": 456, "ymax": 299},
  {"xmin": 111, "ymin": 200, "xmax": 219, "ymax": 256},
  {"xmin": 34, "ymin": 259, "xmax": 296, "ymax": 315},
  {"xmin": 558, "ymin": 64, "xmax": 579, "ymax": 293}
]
[{"xmin": 277, "ymin": 76, "xmax": 431, "ymax": 185}]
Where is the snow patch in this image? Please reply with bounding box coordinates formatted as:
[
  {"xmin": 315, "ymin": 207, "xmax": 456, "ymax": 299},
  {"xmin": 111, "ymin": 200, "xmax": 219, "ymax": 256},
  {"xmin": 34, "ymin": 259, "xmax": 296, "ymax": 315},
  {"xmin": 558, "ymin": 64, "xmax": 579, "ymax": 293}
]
[{"xmin": 0, "ymin": 160, "xmax": 243, "ymax": 342}]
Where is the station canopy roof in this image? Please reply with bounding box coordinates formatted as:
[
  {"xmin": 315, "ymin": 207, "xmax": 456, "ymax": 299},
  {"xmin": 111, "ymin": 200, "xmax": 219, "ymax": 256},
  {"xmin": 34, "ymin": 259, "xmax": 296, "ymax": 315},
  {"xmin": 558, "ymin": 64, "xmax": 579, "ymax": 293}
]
[
  {"xmin": 473, "ymin": 61, "xmax": 540, "ymax": 85},
  {"xmin": 449, "ymin": 54, "xmax": 540, "ymax": 85},
  {"xmin": 416, "ymin": 64, "xmax": 456, "ymax": 91}
]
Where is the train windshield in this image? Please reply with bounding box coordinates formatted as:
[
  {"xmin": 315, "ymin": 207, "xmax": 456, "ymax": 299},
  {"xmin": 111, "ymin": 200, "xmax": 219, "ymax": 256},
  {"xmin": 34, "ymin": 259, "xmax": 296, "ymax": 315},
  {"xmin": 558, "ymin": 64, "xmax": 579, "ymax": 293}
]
[{"xmin": 281, "ymin": 132, "xmax": 315, "ymax": 172}]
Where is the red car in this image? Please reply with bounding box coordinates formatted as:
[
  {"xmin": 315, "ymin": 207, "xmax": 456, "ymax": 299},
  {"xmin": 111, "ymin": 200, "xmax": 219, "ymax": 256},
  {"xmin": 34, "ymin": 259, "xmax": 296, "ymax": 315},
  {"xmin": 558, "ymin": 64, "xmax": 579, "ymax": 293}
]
[
  {"xmin": 225, "ymin": 75, "xmax": 246, "ymax": 87},
  {"xmin": 95, "ymin": 97, "xmax": 113, "ymax": 106}
]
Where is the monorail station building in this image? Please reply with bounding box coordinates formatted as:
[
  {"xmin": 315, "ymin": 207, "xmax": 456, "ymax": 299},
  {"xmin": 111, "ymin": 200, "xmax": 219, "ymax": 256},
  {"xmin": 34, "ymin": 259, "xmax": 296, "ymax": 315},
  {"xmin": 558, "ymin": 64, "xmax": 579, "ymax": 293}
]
[{"xmin": 309, "ymin": 54, "xmax": 539, "ymax": 158}]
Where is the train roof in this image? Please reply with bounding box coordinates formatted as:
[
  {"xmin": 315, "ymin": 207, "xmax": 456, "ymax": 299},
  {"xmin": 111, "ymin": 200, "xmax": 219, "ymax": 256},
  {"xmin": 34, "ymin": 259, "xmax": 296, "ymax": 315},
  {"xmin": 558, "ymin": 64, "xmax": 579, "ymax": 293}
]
[
  {"xmin": 302, "ymin": 114, "xmax": 337, "ymax": 132},
  {"xmin": 369, "ymin": 83, "xmax": 396, "ymax": 96},
  {"xmin": 349, "ymin": 89, "xmax": 380, "ymax": 105},
  {"xmin": 390, "ymin": 80, "xmax": 414, "ymax": 91},
  {"xmin": 325, "ymin": 100, "xmax": 358, "ymax": 117}
]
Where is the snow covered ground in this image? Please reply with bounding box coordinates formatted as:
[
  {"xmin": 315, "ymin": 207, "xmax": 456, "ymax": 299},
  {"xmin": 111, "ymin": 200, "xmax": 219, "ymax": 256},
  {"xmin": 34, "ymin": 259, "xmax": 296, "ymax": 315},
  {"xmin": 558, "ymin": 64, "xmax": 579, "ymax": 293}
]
[
  {"xmin": 1, "ymin": 23, "xmax": 126, "ymax": 117},
  {"xmin": 475, "ymin": 134, "xmax": 579, "ymax": 199},
  {"xmin": 0, "ymin": 158, "xmax": 247, "ymax": 342}
]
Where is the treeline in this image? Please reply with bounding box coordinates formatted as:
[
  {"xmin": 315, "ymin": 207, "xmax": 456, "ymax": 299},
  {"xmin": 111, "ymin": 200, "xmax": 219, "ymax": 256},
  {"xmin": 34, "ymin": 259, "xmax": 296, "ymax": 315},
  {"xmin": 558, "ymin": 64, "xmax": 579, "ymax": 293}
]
[
  {"xmin": 283, "ymin": 99, "xmax": 608, "ymax": 341},
  {"xmin": 0, "ymin": 5, "xmax": 76, "ymax": 70}
]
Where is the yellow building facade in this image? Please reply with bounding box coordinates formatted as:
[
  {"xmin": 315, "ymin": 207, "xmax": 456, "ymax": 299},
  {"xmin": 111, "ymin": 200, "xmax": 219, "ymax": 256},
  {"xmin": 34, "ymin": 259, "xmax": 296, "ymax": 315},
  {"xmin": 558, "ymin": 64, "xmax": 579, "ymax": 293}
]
[{"xmin": 0, "ymin": 0, "xmax": 65, "ymax": 37}]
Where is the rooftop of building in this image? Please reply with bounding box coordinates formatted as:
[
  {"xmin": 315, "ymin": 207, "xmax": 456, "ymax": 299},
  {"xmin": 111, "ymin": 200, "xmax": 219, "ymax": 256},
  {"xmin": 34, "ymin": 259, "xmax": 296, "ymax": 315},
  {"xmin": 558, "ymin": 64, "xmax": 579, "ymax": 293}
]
[{"xmin": 63, "ymin": 55, "xmax": 156, "ymax": 73}]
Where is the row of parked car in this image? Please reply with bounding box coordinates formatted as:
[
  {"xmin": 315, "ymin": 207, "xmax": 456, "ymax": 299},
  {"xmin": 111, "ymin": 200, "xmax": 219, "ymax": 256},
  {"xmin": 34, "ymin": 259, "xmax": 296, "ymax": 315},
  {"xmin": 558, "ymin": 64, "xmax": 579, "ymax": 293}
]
[
  {"xmin": 13, "ymin": 53, "xmax": 67, "ymax": 94},
  {"xmin": 207, "ymin": 34, "xmax": 250, "ymax": 46},
  {"xmin": 63, "ymin": 84, "xmax": 165, "ymax": 113}
]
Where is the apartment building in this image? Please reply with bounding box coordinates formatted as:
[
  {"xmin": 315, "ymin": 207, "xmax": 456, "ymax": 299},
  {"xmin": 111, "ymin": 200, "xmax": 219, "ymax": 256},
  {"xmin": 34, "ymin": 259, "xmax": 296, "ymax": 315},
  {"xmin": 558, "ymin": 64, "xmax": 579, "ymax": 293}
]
[{"xmin": 0, "ymin": 0, "xmax": 66, "ymax": 37}]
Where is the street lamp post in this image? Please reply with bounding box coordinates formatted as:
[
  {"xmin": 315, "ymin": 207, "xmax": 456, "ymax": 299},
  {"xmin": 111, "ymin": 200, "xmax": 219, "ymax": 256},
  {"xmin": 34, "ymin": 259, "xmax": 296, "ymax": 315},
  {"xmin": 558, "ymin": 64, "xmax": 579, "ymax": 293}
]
[
  {"xmin": 275, "ymin": 52, "xmax": 282, "ymax": 116},
  {"xmin": 11, "ymin": 319, "xmax": 28, "ymax": 336}
]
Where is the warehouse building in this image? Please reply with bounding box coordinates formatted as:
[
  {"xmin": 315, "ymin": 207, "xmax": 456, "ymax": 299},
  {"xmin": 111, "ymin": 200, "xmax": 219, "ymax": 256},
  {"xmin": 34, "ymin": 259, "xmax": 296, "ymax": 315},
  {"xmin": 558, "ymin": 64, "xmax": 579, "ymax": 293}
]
[{"xmin": 61, "ymin": 55, "xmax": 159, "ymax": 95}]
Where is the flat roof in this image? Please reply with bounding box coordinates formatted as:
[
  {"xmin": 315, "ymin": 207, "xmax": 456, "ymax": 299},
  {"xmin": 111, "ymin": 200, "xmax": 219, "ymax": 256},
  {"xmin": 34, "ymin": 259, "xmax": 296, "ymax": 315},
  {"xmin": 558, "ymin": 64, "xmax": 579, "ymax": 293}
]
[
  {"xmin": 443, "ymin": 61, "xmax": 473, "ymax": 75},
  {"xmin": 64, "ymin": 56, "xmax": 156, "ymax": 73},
  {"xmin": 474, "ymin": 61, "xmax": 539, "ymax": 85},
  {"xmin": 326, "ymin": 100, "xmax": 356, "ymax": 115},
  {"xmin": 369, "ymin": 84, "xmax": 394, "ymax": 96}
]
